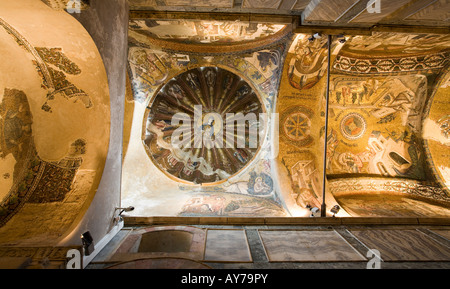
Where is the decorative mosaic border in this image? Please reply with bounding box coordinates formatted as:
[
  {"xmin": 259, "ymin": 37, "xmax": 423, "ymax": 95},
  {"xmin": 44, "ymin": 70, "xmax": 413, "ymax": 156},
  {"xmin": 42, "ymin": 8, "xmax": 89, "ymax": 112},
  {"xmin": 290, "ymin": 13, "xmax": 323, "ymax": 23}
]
[
  {"xmin": 129, "ymin": 27, "xmax": 294, "ymax": 57},
  {"xmin": 333, "ymin": 51, "xmax": 450, "ymax": 74},
  {"xmin": 328, "ymin": 177, "xmax": 450, "ymax": 203}
]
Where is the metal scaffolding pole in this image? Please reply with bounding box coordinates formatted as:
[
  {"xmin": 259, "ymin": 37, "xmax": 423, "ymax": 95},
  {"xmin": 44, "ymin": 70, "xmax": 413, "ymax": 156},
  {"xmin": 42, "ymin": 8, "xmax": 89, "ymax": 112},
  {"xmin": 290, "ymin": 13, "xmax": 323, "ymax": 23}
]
[{"xmin": 321, "ymin": 34, "xmax": 332, "ymax": 217}]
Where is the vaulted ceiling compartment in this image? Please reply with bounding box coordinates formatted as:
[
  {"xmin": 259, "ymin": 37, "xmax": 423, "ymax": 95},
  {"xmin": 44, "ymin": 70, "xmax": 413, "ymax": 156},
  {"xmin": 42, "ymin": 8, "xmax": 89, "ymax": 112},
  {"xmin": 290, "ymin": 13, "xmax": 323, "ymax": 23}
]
[
  {"xmin": 122, "ymin": 14, "xmax": 293, "ymax": 217},
  {"xmin": 0, "ymin": 0, "xmax": 110, "ymax": 245},
  {"xmin": 328, "ymin": 33, "xmax": 450, "ymax": 217},
  {"xmin": 123, "ymin": 1, "xmax": 450, "ymax": 218},
  {"xmin": 276, "ymin": 30, "xmax": 450, "ymax": 218}
]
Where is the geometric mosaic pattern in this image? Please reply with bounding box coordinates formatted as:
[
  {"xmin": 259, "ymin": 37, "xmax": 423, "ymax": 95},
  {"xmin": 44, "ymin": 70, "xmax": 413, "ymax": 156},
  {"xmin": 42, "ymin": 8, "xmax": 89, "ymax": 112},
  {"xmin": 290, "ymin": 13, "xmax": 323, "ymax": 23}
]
[{"xmin": 334, "ymin": 52, "xmax": 449, "ymax": 74}]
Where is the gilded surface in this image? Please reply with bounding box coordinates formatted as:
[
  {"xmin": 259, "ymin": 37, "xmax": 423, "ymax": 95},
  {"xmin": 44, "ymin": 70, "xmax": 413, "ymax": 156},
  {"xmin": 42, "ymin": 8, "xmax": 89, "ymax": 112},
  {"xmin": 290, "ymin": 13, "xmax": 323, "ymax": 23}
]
[
  {"xmin": 0, "ymin": 0, "xmax": 109, "ymax": 245},
  {"xmin": 124, "ymin": 21, "xmax": 450, "ymax": 217}
]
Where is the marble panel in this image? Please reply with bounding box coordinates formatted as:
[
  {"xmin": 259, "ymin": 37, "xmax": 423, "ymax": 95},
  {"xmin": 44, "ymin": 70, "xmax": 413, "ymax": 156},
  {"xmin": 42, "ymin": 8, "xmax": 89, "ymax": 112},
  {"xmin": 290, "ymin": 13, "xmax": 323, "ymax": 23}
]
[
  {"xmin": 204, "ymin": 229, "xmax": 252, "ymax": 262},
  {"xmin": 110, "ymin": 226, "xmax": 206, "ymax": 262},
  {"xmin": 259, "ymin": 230, "xmax": 366, "ymax": 262},
  {"xmin": 350, "ymin": 229, "xmax": 450, "ymax": 261},
  {"xmin": 107, "ymin": 258, "xmax": 211, "ymax": 269}
]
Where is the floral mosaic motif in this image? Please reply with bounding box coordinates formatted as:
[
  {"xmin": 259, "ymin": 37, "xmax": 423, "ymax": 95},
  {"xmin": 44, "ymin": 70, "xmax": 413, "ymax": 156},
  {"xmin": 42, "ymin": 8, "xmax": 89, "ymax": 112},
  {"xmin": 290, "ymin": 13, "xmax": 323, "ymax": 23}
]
[
  {"xmin": 340, "ymin": 113, "xmax": 367, "ymax": 140},
  {"xmin": 27, "ymin": 139, "xmax": 85, "ymax": 203},
  {"xmin": 0, "ymin": 141, "xmax": 86, "ymax": 227},
  {"xmin": 280, "ymin": 105, "xmax": 314, "ymax": 147},
  {"xmin": 328, "ymin": 178, "xmax": 450, "ymax": 203},
  {"xmin": 38, "ymin": 66, "xmax": 91, "ymax": 112},
  {"xmin": 35, "ymin": 47, "xmax": 81, "ymax": 75}
]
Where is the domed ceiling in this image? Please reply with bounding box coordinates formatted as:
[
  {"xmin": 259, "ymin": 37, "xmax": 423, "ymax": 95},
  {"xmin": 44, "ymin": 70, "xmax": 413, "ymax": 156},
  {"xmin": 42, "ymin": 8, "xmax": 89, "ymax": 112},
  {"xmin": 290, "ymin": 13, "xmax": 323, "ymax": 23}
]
[
  {"xmin": 143, "ymin": 67, "xmax": 264, "ymax": 185},
  {"xmin": 123, "ymin": 7, "xmax": 450, "ymax": 218},
  {"xmin": 122, "ymin": 14, "xmax": 288, "ymax": 217},
  {"xmin": 0, "ymin": 0, "xmax": 110, "ymax": 244}
]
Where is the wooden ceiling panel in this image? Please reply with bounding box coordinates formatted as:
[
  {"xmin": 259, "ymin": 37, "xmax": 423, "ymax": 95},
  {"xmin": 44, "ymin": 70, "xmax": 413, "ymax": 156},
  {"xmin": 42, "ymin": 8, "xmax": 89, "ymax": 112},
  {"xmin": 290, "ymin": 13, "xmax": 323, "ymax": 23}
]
[
  {"xmin": 128, "ymin": 0, "xmax": 159, "ymax": 7},
  {"xmin": 242, "ymin": 0, "xmax": 283, "ymax": 9},
  {"xmin": 165, "ymin": 0, "xmax": 234, "ymax": 8},
  {"xmin": 303, "ymin": 0, "xmax": 360, "ymax": 22},
  {"xmin": 127, "ymin": 0, "xmax": 450, "ymax": 29},
  {"xmin": 350, "ymin": 0, "xmax": 413, "ymax": 23},
  {"xmin": 405, "ymin": 0, "xmax": 450, "ymax": 21},
  {"xmin": 292, "ymin": 0, "xmax": 312, "ymax": 11}
]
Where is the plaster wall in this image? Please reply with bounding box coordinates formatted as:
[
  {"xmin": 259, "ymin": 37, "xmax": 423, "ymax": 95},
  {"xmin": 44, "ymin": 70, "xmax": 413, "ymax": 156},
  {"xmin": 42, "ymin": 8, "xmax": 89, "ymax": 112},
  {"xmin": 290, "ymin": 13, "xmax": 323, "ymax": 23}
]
[
  {"xmin": 57, "ymin": 0, "xmax": 129, "ymax": 247},
  {"xmin": 0, "ymin": 0, "xmax": 110, "ymax": 245}
]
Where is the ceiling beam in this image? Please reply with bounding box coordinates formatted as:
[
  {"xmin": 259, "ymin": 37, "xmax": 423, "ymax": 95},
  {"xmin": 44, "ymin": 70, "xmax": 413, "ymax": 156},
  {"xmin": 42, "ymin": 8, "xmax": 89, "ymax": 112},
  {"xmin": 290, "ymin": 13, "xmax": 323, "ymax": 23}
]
[
  {"xmin": 294, "ymin": 24, "xmax": 450, "ymax": 35},
  {"xmin": 128, "ymin": 6, "xmax": 303, "ymax": 16},
  {"xmin": 129, "ymin": 10, "xmax": 300, "ymax": 25}
]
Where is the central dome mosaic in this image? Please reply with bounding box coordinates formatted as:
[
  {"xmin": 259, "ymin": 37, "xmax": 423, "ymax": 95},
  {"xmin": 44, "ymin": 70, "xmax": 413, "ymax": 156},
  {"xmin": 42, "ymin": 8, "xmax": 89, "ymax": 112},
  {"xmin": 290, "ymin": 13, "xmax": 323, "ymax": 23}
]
[{"xmin": 143, "ymin": 67, "xmax": 265, "ymax": 184}]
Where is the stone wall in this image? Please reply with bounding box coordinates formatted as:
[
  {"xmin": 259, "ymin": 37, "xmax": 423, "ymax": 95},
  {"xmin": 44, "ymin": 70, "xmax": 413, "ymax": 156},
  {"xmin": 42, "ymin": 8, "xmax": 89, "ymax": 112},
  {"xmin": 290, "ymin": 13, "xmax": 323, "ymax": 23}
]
[{"xmin": 58, "ymin": 0, "xmax": 129, "ymax": 247}]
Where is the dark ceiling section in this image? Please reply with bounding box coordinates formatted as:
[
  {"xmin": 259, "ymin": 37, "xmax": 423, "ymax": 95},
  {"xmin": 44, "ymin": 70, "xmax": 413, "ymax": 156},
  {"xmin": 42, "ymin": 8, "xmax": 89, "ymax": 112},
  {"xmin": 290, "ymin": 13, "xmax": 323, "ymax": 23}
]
[{"xmin": 128, "ymin": 0, "xmax": 450, "ymax": 34}]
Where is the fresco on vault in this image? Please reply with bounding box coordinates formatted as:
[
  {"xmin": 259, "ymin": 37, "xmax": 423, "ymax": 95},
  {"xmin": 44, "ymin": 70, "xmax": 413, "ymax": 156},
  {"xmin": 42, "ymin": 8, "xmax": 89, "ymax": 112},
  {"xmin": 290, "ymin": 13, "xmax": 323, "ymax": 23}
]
[
  {"xmin": 122, "ymin": 19, "xmax": 290, "ymax": 217},
  {"xmin": 326, "ymin": 74, "xmax": 428, "ymax": 180},
  {"xmin": 423, "ymin": 70, "xmax": 450, "ymax": 196},
  {"xmin": 125, "ymin": 24, "xmax": 450, "ymax": 217},
  {"xmin": 129, "ymin": 19, "xmax": 286, "ymax": 45},
  {"xmin": 0, "ymin": 18, "xmax": 92, "ymax": 113},
  {"xmin": 0, "ymin": 1, "xmax": 110, "ymax": 244},
  {"xmin": 143, "ymin": 67, "xmax": 263, "ymax": 184},
  {"xmin": 276, "ymin": 32, "xmax": 450, "ymax": 217}
]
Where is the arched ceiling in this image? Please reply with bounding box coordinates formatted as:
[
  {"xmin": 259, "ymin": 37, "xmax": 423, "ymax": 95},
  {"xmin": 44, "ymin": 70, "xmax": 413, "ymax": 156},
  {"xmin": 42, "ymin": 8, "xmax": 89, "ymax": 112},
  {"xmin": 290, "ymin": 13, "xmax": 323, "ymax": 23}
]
[
  {"xmin": 127, "ymin": 0, "xmax": 450, "ymax": 30},
  {"xmin": 143, "ymin": 66, "xmax": 264, "ymax": 185},
  {"xmin": 339, "ymin": 33, "xmax": 450, "ymax": 58},
  {"xmin": 0, "ymin": 0, "xmax": 110, "ymax": 245},
  {"xmin": 122, "ymin": 0, "xmax": 450, "ymax": 218}
]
